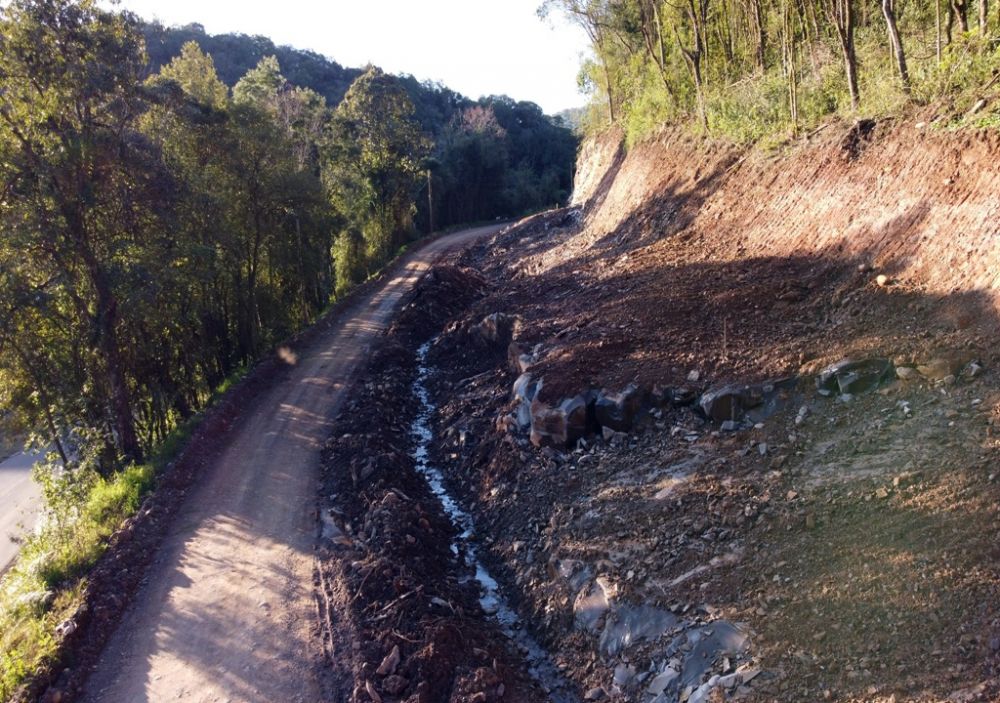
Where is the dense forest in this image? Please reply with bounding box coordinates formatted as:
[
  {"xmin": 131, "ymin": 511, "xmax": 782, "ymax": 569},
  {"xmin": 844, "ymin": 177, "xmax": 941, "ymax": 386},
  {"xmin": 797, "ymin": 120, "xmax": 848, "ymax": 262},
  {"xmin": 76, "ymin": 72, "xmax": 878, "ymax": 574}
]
[
  {"xmin": 143, "ymin": 21, "xmax": 579, "ymax": 231},
  {"xmin": 544, "ymin": 0, "xmax": 1000, "ymax": 143},
  {"xmin": 0, "ymin": 0, "xmax": 576, "ymax": 475}
]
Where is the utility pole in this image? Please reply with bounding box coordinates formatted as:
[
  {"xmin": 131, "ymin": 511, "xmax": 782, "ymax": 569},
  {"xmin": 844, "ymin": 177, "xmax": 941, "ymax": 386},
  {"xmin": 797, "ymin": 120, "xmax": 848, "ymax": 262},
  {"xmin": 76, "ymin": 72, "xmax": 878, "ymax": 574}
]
[{"xmin": 427, "ymin": 168, "xmax": 434, "ymax": 235}]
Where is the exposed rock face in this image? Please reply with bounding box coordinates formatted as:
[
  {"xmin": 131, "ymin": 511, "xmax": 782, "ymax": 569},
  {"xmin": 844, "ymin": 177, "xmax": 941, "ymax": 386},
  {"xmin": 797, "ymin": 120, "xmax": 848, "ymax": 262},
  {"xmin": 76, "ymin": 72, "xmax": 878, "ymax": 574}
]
[
  {"xmin": 816, "ymin": 358, "xmax": 894, "ymax": 395},
  {"xmin": 594, "ymin": 384, "xmax": 643, "ymax": 432}
]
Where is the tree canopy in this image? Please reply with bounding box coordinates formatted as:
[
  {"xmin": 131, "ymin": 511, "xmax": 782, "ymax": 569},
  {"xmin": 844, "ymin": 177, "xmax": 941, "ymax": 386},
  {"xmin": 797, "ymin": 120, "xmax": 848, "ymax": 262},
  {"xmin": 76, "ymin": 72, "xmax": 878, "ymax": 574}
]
[{"xmin": 543, "ymin": 0, "xmax": 1000, "ymax": 144}]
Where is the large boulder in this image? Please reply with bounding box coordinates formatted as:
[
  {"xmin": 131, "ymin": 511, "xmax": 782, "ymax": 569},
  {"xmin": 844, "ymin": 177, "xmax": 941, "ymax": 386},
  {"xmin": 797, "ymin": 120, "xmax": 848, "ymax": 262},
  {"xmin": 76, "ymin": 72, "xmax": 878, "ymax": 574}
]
[
  {"xmin": 512, "ymin": 373, "xmax": 542, "ymax": 428},
  {"xmin": 699, "ymin": 378, "xmax": 798, "ymax": 425},
  {"xmin": 595, "ymin": 384, "xmax": 643, "ymax": 432},
  {"xmin": 699, "ymin": 384, "xmax": 765, "ymax": 423},
  {"xmin": 529, "ymin": 393, "xmax": 593, "ymax": 448},
  {"xmin": 816, "ymin": 358, "xmax": 894, "ymax": 395}
]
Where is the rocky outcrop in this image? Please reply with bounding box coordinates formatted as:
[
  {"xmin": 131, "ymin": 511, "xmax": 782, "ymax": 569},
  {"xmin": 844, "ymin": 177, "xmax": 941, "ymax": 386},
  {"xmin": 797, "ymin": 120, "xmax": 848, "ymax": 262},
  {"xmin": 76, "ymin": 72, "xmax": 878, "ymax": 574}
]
[
  {"xmin": 816, "ymin": 359, "xmax": 894, "ymax": 396},
  {"xmin": 699, "ymin": 378, "xmax": 798, "ymax": 427}
]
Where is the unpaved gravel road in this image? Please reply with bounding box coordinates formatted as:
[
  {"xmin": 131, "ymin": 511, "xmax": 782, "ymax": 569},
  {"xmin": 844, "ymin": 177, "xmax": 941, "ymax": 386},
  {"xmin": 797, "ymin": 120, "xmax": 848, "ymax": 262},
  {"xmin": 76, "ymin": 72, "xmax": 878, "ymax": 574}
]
[{"xmin": 82, "ymin": 224, "xmax": 503, "ymax": 703}]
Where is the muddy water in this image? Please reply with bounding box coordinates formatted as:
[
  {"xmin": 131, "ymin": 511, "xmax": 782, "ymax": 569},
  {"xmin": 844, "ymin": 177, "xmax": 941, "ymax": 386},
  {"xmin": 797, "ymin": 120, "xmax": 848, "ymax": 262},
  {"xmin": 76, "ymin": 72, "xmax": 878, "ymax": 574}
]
[{"xmin": 412, "ymin": 342, "xmax": 576, "ymax": 701}]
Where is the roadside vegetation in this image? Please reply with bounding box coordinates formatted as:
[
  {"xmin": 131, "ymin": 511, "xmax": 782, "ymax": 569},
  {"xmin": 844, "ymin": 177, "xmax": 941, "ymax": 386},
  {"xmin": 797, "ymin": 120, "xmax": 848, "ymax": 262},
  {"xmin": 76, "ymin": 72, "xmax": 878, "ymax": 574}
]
[
  {"xmin": 543, "ymin": 0, "xmax": 1000, "ymax": 145},
  {"xmin": 0, "ymin": 0, "xmax": 576, "ymax": 697}
]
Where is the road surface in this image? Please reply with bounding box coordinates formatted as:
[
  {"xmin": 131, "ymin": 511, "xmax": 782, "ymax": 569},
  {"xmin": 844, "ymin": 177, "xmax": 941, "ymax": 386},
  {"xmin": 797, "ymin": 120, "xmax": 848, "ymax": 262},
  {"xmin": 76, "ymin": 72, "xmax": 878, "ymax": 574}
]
[
  {"xmin": 81, "ymin": 224, "xmax": 502, "ymax": 703},
  {"xmin": 0, "ymin": 450, "xmax": 43, "ymax": 575}
]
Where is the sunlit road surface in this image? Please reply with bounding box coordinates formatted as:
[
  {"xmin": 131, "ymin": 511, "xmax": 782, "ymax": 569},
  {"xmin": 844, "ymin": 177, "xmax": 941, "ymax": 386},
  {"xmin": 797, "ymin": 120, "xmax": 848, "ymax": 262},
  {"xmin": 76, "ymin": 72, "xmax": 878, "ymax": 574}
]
[
  {"xmin": 81, "ymin": 224, "xmax": 503, "ymax": 703},
  {"xmin": 0, "ymin": 450, "xmax": 44, "ymax": 576}
]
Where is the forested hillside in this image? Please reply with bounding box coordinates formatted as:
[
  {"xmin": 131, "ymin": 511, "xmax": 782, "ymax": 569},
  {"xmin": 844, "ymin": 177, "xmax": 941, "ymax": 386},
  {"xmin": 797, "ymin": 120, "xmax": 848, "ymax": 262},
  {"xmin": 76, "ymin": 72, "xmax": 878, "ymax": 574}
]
[
  {"xmin": 143, "ymin": 21, "xmax": 579, "ymax": 231},
  {"xmin": 0, "ymin": 1, "xmax": 576, "ymax": 475},
  {"xmin": 0, "ymin": 2, "xmax": 574, "ymax": 693},
  {"xmin": 544, "ymin": 0, "xmax": 1000, "ymax": 143}
]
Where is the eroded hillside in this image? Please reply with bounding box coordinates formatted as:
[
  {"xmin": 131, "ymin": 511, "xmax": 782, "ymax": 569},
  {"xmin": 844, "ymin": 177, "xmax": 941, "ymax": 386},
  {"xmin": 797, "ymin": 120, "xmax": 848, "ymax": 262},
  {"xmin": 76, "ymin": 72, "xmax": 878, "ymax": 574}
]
[{"xmin": 316, "ymin": 120, "xmax": 1000, "ymax": 703}]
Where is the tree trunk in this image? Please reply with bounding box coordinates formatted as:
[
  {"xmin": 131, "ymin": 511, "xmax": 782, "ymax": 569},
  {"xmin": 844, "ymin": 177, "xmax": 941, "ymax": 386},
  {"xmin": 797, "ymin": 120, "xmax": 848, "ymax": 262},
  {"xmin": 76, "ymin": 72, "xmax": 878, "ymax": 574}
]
[
  {"xmin": 882, "ymin": 0, "xmax": 910, "ymax": 90},
  {"xmin": 936, "ymin": 0, "xmax": 943, "ymax": 61},
  {"xmin": 602, "ymin": 60, "xmax": 616, "ymax": 122},
  {"xmin": 66, "ymin": 206, "xmax": 142, "ymax": 465},
  {"xmin": 751, "ymin": 0, "xmax": 768, "ymax": 70},
  {"xmin": 952, "ymin": 0, "xmax": 970, "ymax": 32},
  {"xmin": 825, "ymin": 0, "xmax": 860, "ymax": 110},
  {"xmin": 979, "ymin": 0, "xmax": 989, "ymax": 33}
]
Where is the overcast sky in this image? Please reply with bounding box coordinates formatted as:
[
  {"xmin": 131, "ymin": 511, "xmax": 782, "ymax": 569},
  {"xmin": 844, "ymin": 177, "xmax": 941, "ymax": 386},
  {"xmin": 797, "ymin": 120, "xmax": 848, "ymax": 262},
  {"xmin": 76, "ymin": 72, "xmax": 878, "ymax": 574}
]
[{"xmin": 102, "ymin": 0, "xmax": 591, "ymax": 114}]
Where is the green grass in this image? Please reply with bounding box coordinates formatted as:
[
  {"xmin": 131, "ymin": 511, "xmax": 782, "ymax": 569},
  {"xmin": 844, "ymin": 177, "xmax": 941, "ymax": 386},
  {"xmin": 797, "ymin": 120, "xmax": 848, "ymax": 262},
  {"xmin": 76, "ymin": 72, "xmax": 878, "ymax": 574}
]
[
  {"xmin": 0, "ymin": 365, "xmax": 249, "ymax": 700},
  {"xmin": 0, "ymin": 463, "xmax": 153, "ymax": 699}
]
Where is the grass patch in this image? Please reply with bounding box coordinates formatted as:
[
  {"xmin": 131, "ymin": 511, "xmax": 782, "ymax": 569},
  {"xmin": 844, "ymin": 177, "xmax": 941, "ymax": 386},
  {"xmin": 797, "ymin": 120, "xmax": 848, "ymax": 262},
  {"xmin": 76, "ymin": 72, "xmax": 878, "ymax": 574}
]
[
  {"xmin": 0, "ymin": 369, "xmax": 240, "ymax": 700},
  {"xmin": 0, "ymin": 462, "xmax": 153, "ymax": 699}
]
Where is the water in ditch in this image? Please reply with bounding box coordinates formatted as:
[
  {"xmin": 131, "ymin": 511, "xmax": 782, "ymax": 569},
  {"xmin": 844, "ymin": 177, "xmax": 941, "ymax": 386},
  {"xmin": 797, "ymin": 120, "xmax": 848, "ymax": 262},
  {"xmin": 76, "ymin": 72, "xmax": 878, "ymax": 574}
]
[{"xmin": 411, "ymin": 341, "xmax": 576, "ymax": 701}]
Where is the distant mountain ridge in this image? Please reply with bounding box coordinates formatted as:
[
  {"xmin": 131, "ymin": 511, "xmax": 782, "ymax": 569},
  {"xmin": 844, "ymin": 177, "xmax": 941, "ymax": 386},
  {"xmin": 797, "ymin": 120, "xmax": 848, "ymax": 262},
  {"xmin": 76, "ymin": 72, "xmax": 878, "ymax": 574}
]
[
  {"xmin": 140, "ymin": 21, "xmax": 579, "ymax": 230},
  {"xmin": 142, "ymin": 22, "xmax": 363, "ymax": 107}
]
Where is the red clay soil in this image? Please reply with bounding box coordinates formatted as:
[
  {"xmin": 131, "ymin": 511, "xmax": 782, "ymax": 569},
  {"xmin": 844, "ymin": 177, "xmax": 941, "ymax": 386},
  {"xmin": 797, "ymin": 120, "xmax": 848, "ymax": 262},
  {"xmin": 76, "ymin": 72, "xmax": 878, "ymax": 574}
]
[{"xmin": 406, "ymin": 120, "xmax": 1000, "ymax": 702}]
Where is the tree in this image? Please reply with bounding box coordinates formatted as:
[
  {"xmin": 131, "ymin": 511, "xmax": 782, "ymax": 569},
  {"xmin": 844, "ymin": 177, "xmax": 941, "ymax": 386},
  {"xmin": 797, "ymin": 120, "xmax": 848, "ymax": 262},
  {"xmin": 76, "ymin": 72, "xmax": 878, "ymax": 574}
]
[
  {"xmin": 0, "ymin": 0, "xmax": 153, "ymax": 465},
  {"xmin": 160, "ymin": 40, "xmax": 228, "ymax": 108},
  {"xmin": 233, "ymin": 54, "xmax": 286, "ymax": 108},
  {"xmin": 323, "ymin": 67, "xmax": 428, "ymax": 269},
  {"xmin": 673, "ymin": 0, "xmax": 712, "ymax": 129},
  {"xmin": 540, "ymin": 0, "xmax": 620, "ymax": 121},
  {"xmin": 821, "ymin": 0, "xmax": 860, "ymax": 110},
  {"xmin": 881, "ymin": 0, "xmax": 910, "ymax": 91}
]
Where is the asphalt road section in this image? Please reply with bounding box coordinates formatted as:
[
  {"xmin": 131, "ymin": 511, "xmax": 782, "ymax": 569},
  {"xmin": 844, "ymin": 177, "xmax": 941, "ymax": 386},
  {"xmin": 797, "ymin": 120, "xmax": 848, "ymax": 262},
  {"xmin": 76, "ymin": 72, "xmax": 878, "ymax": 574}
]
[
  {"xmin": 81, "ymin": 224, "xmax": 503, "ymax": 703},
  {"xmin": 0, "ymin": 450, "xmax": 43, "ymax": 576}
]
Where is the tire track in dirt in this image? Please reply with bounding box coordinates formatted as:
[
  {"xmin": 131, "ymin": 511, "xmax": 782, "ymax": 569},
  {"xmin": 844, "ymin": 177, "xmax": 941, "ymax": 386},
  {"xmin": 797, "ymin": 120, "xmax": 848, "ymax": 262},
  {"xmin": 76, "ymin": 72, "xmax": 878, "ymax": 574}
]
[{"xmin": 80, "ymin": 224, "xmax": 503, "ymax": 703}]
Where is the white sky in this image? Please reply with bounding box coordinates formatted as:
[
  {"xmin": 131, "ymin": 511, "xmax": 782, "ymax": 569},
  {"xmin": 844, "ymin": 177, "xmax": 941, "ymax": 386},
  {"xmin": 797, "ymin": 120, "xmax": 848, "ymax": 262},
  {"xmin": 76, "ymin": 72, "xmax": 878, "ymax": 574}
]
[{"xmin": 102, "ymin": 0, "xmax": 591, "ymax": 114}]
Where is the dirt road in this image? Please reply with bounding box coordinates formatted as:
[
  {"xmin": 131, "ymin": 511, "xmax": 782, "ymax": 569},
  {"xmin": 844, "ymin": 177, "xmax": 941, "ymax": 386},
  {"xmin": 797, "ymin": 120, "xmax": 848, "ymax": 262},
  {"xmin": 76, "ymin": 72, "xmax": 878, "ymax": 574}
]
[
  {"xmin": 81, "ymin": 224, "xmax": 503, "ymax": 703},
  {"xmin": 0, "ymin": 450, "xmax": 43, "ymax": 576}
]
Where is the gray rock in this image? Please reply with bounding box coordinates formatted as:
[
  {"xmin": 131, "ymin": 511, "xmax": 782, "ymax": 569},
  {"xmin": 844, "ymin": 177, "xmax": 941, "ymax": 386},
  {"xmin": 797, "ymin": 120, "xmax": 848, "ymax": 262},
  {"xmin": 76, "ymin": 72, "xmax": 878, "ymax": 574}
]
[
  {"xmin": 595, "ymin": 384, "xmax": 642, "ymax": 432},
  {"xmin": 584, "ymin": 687, "xmax": 606, "ymax": 701},
  {"xmin": 647, "ymin": 669, "xmax": 679, "ymax": 695},
  {"xmin": 613, "ymin": 663, "xmax": 636, "ymax": 688},
  {"xmin": 817, "ymin": 358, "xmax": 894, "ymax": 395},
  {"xmin": 700, "ymin": 383, "xmax": 764, "ymax": 423},
  {"xmin": 512, "ymin": 373, "xmax": 542, "ymax": 428},
  {"xmin": 529, "ymin": 393, "xmax": 593, "ymax": 448}
]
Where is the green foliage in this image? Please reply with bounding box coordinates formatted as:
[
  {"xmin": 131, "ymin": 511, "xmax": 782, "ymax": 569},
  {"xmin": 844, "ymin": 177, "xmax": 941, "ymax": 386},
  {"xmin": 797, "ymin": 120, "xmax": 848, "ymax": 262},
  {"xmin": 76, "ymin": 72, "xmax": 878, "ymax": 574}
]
[
  {"xmin": 160, "ymin": 40, "xmax": 228, "ymax": 107},
  {"xmin": 323, "ymin": 67, "xmax": 428, "ymax": 270},
  {"xmin": 548, "ymin": 0, "xmax": 1000, "ymax": 145},
  {"xmin": 141, "ymin": 23, "xmax": 579, "ymax": 233},
  {"xmin": 332, "ymin": 229, "xmax": 366, "ymax": 298},
  {"xmin": 0, "ymin": 461, "xmax": 152, "ymax": 698},
  {"xmin": 233, "ymin": 54, "xmax": 285, "ymax": 108}
]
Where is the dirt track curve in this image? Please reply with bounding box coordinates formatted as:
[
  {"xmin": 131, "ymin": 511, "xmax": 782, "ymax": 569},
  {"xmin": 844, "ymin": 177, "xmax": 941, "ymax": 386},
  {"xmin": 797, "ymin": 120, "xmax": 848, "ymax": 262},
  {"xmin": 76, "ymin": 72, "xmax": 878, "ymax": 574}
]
[{"xmin": 81, "ymin": 224, "xmax": 503, "ymax": 703}]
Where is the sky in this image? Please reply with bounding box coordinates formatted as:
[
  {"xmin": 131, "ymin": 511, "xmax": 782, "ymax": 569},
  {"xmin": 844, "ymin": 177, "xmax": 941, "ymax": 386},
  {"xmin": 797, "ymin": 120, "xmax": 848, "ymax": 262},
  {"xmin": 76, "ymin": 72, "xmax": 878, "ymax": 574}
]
[{"xmin": 102, "ymin": 0, "xmax": 592, "ymax": 115}]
